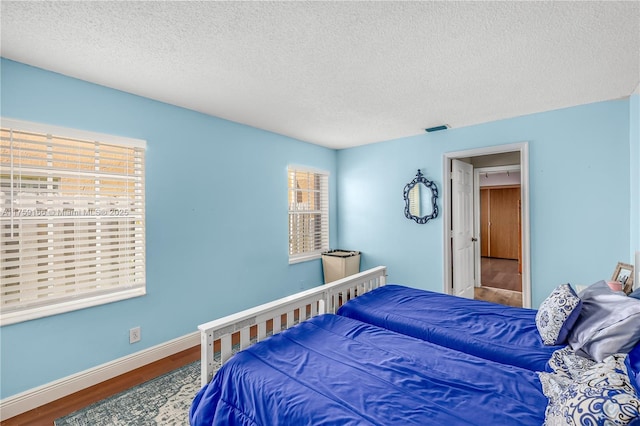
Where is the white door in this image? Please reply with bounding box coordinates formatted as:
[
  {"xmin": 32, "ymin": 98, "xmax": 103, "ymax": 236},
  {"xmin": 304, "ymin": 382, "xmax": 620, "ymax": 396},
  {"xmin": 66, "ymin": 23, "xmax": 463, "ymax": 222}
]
[{"xmin": 451, "ymin": 159, "xmax": 475, "ymax": 299}]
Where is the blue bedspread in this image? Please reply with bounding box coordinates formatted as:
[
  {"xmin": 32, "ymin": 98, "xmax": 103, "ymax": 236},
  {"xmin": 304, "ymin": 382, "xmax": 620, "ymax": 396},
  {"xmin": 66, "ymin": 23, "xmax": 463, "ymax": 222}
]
[
  {"xmin": 337, "ymin": 284, "xmax": 563, "ymax": 371},
  {"xmin": 190, "ymin": 314, "xmax": 547, "ymax": 426}
]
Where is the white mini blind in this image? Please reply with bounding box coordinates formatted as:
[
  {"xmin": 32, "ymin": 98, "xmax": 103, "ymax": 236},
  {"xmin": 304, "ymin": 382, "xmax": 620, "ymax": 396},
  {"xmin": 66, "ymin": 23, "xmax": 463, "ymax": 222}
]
[
  {"xmin": 288, "ymin": 167, "xmax": 329, "ymax": 262},
  {"xmin": 0, "ymin": 120, "xmax": 146, "ymax": 325}
]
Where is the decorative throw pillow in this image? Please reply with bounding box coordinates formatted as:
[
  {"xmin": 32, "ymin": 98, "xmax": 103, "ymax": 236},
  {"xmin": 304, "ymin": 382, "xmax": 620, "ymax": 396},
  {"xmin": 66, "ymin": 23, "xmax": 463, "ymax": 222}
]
[
  {"xmin": 630, "ymin": 288, "xmax": 640, "ymax": 300},
  {"xmin": 544, "ymin": 354, "xmax": 640, "ymax": 426},
  {"xmin": 536, "ymin": 284, "xmax": 582, "ymax": 345}
]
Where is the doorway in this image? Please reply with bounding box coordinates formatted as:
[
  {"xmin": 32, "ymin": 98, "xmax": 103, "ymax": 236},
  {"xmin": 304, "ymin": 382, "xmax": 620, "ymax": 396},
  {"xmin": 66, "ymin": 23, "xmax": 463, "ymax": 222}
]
[
  {"xmin": 442, "ymin": 143, "xmax": 531, "ymax": 308},
  {"xmin": 475, "ymin": 166, "xmax": 522, "ymax": 307}
]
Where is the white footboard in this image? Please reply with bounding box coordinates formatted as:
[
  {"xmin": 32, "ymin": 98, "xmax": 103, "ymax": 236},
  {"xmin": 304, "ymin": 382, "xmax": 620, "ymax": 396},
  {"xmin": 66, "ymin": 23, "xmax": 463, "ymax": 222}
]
[{"xmin": 198, "ymin": 266, "xmax": 387, "ymax": 387}]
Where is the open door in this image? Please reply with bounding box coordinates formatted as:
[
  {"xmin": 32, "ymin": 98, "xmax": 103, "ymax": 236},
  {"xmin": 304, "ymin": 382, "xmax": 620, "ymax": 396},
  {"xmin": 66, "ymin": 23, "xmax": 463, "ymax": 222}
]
[
  {"xmin": 451, "ymin": 159, "xmax": 474, "ymax": 299},
  {"xmin": 443, "ymin": 142, "xmax": 531, "ymax": 308}
]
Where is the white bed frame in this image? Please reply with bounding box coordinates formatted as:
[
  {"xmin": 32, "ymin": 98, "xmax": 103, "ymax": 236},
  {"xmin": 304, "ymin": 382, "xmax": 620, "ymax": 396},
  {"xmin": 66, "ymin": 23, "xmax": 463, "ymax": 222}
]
[{"xmin": 197, "ymin": 266, "xmax": 387, "ymax": 387}]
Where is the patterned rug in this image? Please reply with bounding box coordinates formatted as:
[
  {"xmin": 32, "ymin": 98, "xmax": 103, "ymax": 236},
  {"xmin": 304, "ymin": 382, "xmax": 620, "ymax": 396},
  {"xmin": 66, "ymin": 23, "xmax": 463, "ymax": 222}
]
[{"xmin": 55, "ymin": 361, "xmax": 201, "ymax": 426}]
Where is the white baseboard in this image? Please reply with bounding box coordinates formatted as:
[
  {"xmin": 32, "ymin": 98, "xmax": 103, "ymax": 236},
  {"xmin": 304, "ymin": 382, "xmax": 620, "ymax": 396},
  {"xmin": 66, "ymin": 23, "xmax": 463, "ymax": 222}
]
[{"xmin": 0, "ymin": 331, "xmax": 200, "ymax": 421}]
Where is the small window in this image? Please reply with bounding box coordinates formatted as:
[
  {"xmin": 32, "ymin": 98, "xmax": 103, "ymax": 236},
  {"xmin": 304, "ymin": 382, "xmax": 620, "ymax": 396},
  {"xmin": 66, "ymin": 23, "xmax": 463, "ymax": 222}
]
[
  {"xmin": 288, "ymin": 167, "xmax": 329, "ymax": 263},
  {"xmin": 0, "ymin": 118, "xmax": 146, "ymax": 325}
]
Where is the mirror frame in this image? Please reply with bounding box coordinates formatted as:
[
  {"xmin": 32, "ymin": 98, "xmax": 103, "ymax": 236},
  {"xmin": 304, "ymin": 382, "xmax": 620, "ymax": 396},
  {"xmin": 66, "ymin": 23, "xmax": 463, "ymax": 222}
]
[{"xmin": 403, "ymin": 169, "xmax": 439, "ymax": 224}]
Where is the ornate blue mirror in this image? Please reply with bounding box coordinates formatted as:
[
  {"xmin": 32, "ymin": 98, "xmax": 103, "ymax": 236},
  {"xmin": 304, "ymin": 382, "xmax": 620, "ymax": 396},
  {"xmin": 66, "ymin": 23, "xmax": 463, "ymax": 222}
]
[{"xmin": 403, "ymin": 169, "xmax": 438, "ymax": 224}]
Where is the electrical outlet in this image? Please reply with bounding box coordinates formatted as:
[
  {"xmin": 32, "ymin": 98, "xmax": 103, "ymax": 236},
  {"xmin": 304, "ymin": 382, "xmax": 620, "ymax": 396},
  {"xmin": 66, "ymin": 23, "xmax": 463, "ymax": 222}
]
[{"xmin": 129, "ymin": 326, "xmax": 141, "ymax": 344}]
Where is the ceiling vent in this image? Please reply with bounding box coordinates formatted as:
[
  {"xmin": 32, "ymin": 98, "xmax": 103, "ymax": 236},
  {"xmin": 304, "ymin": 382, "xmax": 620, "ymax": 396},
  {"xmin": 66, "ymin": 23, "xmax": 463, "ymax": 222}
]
[{"xmin": 425, "ymin": 125, "xmax": 449, "ymax": 132}]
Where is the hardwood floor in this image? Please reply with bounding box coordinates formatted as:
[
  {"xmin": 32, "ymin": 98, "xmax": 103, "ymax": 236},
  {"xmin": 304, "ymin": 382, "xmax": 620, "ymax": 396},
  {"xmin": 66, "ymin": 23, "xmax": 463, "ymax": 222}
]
[
  {"xmin": 476, "ymin": 257, "xmax": 523, "ymax": 307},
  {"xmin": 480, "ymin": 257, "xmax": 521, "ymax": 292},
  {"xmin": 474, "ymin": 286, "xmax": 523, "ymax": 308},
  {"xmin": 1, "ymin": 346, "xmax": 200, "ymax": 426}
]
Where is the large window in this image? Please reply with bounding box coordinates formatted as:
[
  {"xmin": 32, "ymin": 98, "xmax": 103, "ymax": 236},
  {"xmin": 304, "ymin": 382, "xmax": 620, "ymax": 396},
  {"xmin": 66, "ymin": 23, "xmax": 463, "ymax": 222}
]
[
  {"xmin": 288, "ymin": 167, "xmax": 329, "ymax": 263},
  {"xmin": 0, "ymin": 118, "xmax": 146, "ymax": 325}
]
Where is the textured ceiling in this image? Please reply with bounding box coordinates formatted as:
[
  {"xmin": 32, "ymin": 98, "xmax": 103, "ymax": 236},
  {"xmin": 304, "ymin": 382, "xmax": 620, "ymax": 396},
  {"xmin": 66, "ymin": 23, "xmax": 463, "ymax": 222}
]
[{"xmin": 1, "ymin": 1, "xmax": 639, "ymax": 149}]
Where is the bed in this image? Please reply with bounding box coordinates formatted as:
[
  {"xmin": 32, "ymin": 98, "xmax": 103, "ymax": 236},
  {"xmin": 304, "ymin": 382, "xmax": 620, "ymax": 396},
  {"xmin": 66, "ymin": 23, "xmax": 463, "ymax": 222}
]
[
  {"xmin": 336, "ymin": 284, "xmax": 563, "ymax": 371},
  {"xmin": 190, "ymin": 314, "xmax": 548, "ymax": 425},
  {"xmin": 191, "ymin": 267, "xmax": 640, "ymax": 425}
]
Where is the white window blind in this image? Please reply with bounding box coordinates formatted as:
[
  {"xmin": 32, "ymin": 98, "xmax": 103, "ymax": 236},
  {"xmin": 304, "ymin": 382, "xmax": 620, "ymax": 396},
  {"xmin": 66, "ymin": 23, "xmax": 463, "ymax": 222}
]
[
  {"xmin": 0, "ymin": 119, "xmax": 146, "ymax": 325},
  {"xmin": 288, "ymin": 167, "xmax": 329, "ymax": 263}
]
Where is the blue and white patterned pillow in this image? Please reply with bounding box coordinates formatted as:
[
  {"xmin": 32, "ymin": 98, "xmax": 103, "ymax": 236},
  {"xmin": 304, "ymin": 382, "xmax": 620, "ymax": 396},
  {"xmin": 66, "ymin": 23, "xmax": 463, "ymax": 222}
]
[
  {"xmin": 536, "ymin": 284, "xmax": 583, "ymax": 345},
  {"xmin": 543, "ymin": 354, "xmax": 640, "ymax": 425}
]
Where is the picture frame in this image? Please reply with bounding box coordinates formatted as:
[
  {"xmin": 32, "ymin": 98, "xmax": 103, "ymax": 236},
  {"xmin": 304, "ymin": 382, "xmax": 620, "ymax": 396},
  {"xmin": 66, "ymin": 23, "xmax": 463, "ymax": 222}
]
[{"xmin": 611, "ymin": 262, "xmax": 634, "ymax": 294}]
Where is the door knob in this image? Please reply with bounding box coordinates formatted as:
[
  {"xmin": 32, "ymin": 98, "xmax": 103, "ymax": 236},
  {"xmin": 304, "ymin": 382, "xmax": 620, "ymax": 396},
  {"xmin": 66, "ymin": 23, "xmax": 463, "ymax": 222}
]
[{"xmin": 471, "ymin": 237, "xmax": 478, "ymax": 242}]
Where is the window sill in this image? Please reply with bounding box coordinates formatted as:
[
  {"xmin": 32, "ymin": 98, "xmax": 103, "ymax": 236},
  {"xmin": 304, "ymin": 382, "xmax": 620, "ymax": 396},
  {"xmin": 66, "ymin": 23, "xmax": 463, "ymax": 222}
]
[
  {"xmin": 0, "ymin": 287, "xmax": 146, "ymax": 326},
  {"xmin": 289, "ymin": 253, "xmax": 322, "ymax": 265}
]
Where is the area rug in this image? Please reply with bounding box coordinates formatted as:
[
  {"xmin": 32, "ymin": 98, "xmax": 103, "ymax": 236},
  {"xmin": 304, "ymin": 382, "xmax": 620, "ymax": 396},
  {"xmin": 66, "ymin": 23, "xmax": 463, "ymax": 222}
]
[{"xmin": 55, "ymin": 361, "xmax": 200, "ymax": 426}]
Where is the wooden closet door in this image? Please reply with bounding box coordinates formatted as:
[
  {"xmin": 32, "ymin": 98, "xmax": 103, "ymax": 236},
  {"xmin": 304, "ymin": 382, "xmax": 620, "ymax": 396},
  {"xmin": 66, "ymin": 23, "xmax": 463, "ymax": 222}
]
[
  {"xmin": 480, "ymin": 188, "xmax": 490, "ymax": 257},
  {"xmin": 489, "ymin": 187, "xmax": 520, "ymax": 260}
]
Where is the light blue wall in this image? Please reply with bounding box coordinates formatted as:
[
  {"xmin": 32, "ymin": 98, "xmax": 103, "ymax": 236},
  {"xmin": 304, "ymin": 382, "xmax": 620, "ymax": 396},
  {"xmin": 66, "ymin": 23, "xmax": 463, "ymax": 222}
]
[
  {"xmin": 630, "ymin": 94, "xmax": 639, "ymax": 260},
  {"xmin": 337, "ymin": 99, "xmax": 632, "ymax": 307},
  {"xmin": 1, "ymin": 57, "xmax": 636, "ymax": 401},
  {"xmin": 0, "ymin": 59, "xmax": 337, "ymax": 398}
]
